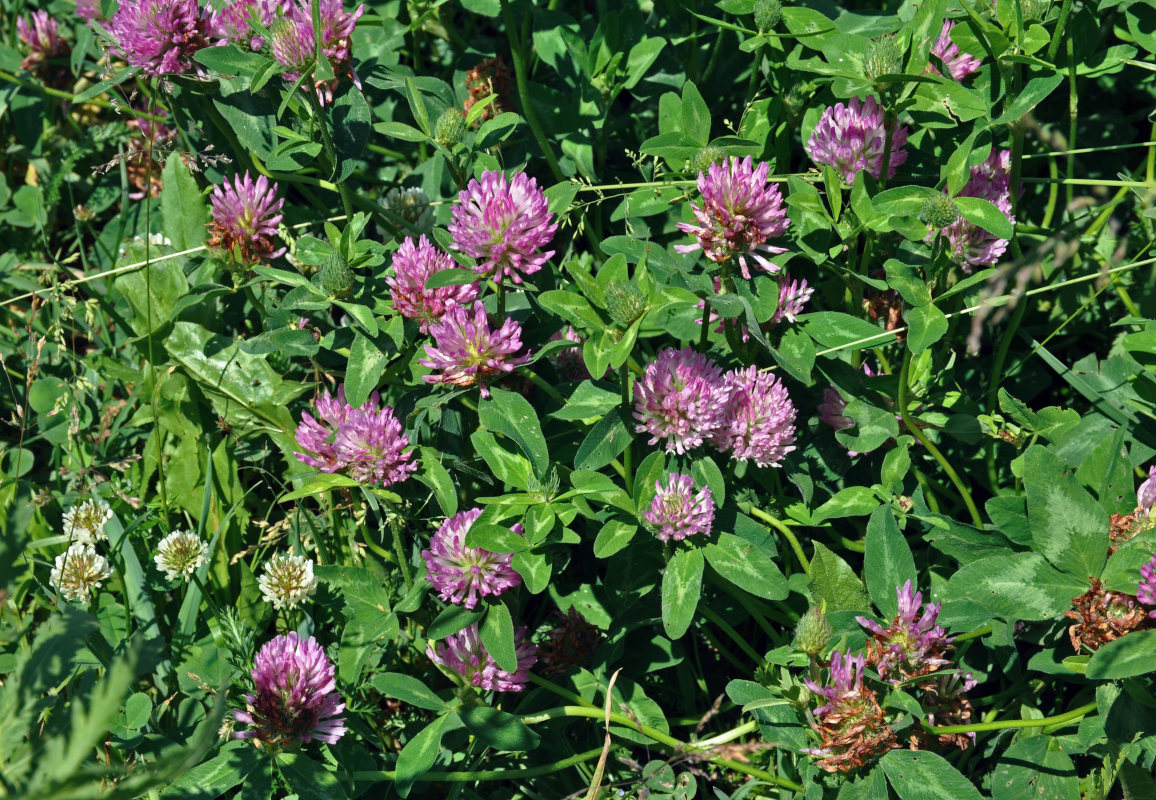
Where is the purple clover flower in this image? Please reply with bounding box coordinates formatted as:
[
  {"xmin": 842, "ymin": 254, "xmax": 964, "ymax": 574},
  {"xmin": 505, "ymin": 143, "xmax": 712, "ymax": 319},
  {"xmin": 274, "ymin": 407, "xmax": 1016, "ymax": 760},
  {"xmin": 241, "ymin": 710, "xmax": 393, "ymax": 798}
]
[
  {"xmin": 772, "ymin": 273, "xmax": 814, "ymax": 325},
  {"xmin": 214, "ymin": 0, "xmax": 291, "ymax": 50},
  {"xmin": 1137, "ymin": 465, "xmax": 1156, "ymax": 514},
  {"xmin": 817, "ymin": 387, "xmax": 853, "ymax": 432},
  {"xmin": 940, "ymin": 149, "xmax": 1014, "ymax": 271},
  {"xmin": 548, "ymin": 326, "xmax": 596, "ymax": 382},
  {"xmin": 448, "ymin": 170, "xmax": 557, "ymax": 284},
  {"xmin": 17, "ymin": 11, "xmax": 68, "ymax": 70},
  {"xmin": 805, "ymin": 96, "xmax": 909, "ymax": 185},
  {"xmin": 930, "ymin": 20, "xmax": 982, "ymax": 81},
  {"xmin": 108, "ymin": 0, "xmax": 214, "ymax": 75},
  {"xmin": 294, "ymin": 386, "xmax": 417, "ymax": 488},
  {"xmin": 857, "ymin": 580, "xmax": 953, "ymax": 683},
  {"xmin": 1138, "ymin": 554, "xmax": 1156, "ymax": 616},
  {"xmin": 421, "ymin": 507, "xmax": 523, "ymax": 610},
  {"xmin": 427, "ymin": 623, "xmax": 538, "ymax": 692},
  {"xmin": 713, "ymin": 367, "xmax": 798, "ymax": 468},
  {"xmin": 675, "ymin": 156, "xmax": 791, "ymax": 280},
  {"xmin": 419, "ymin": 300, "xmax": 531, "ymax": 398},
  {"xmin": 207, "ymin": 171, "xmax": 286, "ymax": 266},
  {"xmin": 643, "ymin": 473, "xmax": 715, "ymax": 543},
  {"xmin": 804, "ymin": 649, "xmax": 867, "ymax": 717},
  {"xmin": 633, "ymin": 347, "xmax": 730, "ymax": 455},
  {"xmin": 233, "ymin": 632, "xmax": 346, "ymax": 746},
  {"xmin": 270, "ymin": 0, "xmax": 365, "ymax": 105},
  {"xmin": 386, "ymin": 235, "xmax": 480, "ymax": 333},
  {"xmin": 77, "ymin": 0, "xmax": 103, "ymax": 22}
]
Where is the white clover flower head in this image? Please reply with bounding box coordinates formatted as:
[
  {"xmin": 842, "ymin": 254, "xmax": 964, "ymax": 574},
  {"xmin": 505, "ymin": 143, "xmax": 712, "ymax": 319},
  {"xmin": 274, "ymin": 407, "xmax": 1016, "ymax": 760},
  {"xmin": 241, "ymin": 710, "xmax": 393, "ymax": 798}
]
[
  {"xmin": 50, "ymin": 544, "xmax": 113, "ymax": 602},
  {"xmin": 258, "ymin": 553, "xmax": 318, "ymax": 610},
  {"xmin": 154, "ymin": 530, "xmax": 209, "ymax": 581},
  {"xmin": 62, "ymin": 498, "xmax": 114, "ymax": 544}
]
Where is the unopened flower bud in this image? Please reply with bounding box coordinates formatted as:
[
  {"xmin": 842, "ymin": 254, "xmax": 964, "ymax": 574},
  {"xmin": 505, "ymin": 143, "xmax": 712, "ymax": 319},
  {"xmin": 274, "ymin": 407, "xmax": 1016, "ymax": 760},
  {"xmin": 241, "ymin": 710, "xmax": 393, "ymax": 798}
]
[
  {"xmin": 794, "ymin": 605, "xmax": 832, "ymax": 657},
  {"xmin": 319, "ymin": 251, "xmax": 354, "ymax": 297},
  {"xmin": 691, "ymin": 145, "xmax": 729, "ymax": 177},
  {"xmin": 605, "ymin": 280, "xmax": 648, "ymax": 326},
  {"xmin": 382, "ymin": 186, "xmax": 434, "ymax": 233},
  {"xmin": 434, "ymin": 108, "xmax": 467, "ymax": 148},
  {"xmin": 864, "ymin": 36, "xmax": 905, "ymax": 82},
  {"xmin": 753, "ymin": 0, "xmax": 782, "ymax": 32},
  {"xmin": 920, "ymin": 194, "xmax": 960, "ymax": 229}
]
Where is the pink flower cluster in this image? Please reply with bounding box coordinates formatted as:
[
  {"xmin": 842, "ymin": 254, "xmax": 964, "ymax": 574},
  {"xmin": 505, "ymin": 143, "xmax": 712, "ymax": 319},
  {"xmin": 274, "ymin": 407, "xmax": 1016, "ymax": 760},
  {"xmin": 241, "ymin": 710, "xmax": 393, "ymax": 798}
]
[
  {"xmin": 207, "ymin": 171, "xmax": 286, "ymax": 266},
  {"xmin": 644, "ymin": 473, "xmax": 715, "ymax": 542},
  {"xmin": 267, "ymin": 0, "xmax": 365, "ymax": 104},
  {"xmin": 930, "ymin": 20, "xmax": 982, "ymax": 81},
  {"xmin": 856, "ymin": 580, "xmax": 953, "ymax": 683},
  {"xmin": 294, "ymin": 385, "xmax": 417, "ymax": 488},
  {"xmin": 108, "ymin": 0, "xmax": 214, "ymax": 75},
  {"xmin": 420, "ymin": 301, "xmax": 530, "ymax": 398},
  {"xmin": 449, "ymin": 170, "xmax": 557, "ymax": 284},
  {"xmin": 633, "ymin": 347, "xmax": 797, "ymax": 468},
  {"xmin": 1137, "ymin": 464, "xmax": 1156, "ymax": 514},
  {"xmin": 17, "ymin": 11, "xmax": 68, "ymax": 71},
  {"xmin": 675, "ymin": 156, "xmax": 790, "ymax": 280},
  {"xmin": 805, "ymin": 96, "xmax": 908, "ymax": 184},
  {"xmin": 939, "ymin": 149, "xmax": 1015, "ymax": 271},
  {"xmin": 1137, "ymin": 554, "xmax": 1156, "ymax": 618},
  {"xmin": 387, "ymin": 235, "xmax": 480, "ymax": 333},
  {"xmin": 427, "ymin": 623, "xmax": 538, "ymax": 692},
  {"xmin": 213, "ymin": 0, "xmax": 291, "ymax": 50},
  {"xmin": 233, "ymin": 632, "xmax": 346, "ymax": 746},
  {"xmin": 421, "ymin": 508, "xmax": 522, "ymax": 609}
]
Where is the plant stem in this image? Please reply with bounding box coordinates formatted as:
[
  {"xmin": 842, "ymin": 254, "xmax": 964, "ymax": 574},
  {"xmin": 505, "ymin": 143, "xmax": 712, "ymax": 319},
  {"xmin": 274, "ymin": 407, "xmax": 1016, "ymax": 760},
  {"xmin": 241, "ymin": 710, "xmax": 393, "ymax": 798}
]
[
  {"xmin": 925, "ymin": 700, "xmax": 1096, "ymax": 735},
  {"xmin": 499, "ymin": 0, "xmax": 563, "ymax": 181},
  {"xmin": 743, "ymin": 504, "xmax": 809, "ymax": 574},
  {"xmin": 620, "ymin": 363, "xmax": 633, "ymax": 496},
  {"xmin": 700, "ymin": 604, "xmax": 763, "ymax": 664},
  {"xmin": 349, "ymin": 747, "xmax": 604, "ymax": 783},
  {"xmin": 389, "ymin": 514, "xmax": 413, "ymax": 590},
  {"xmin": 898, "ymin": 350, "xmax": 983, "ymax": 527},
  {"xmin": 307, "ymin": 86, "xmax": 354, "ymax": 220}
]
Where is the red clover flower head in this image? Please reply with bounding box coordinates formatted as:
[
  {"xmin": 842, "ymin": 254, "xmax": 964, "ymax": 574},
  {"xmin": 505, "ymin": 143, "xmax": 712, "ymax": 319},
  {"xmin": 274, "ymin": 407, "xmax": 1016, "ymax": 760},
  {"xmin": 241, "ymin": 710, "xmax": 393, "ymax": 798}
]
[
  {"xmin": 805, "ymin": 96, "xmax": 909, "ymax": 184},
  {"xmin": 674, "ymin": 156, "xmax": 791, "ymax": 280},
  {"xmin": 233, "ymin": 632, "xmax": 346, "ymax": 746},
  {"xmin": 386, "ymin": 235, "xmax": 480, "ymax": 333},
  {"xmin": 930, "ymin": 20, "xmax": 982, "ymax": 81},
  {"xmin": 857, "ymin": 580, "xmax": 953, "ymax": 683},
  {"xmin": 803, "ymin": 649, "xmax": 898, "ymax": 772},
  {"xmin": 1138, "ymin": 554, "xmax": 1156, "ymax": 616},
  {"xmin": 419, "ymin": 300, "xmax": 531, "ymax": 398},
  {"xmin": 214, "ymin": 0, "xmax": 291, "ymax": 50},
  {"xmin": 207, "ymin": 171, "xmax": 286, "ymax": 267},
  {"xmin": 421, "ymin": 508, "xmax": 523, "ymax": 609},
  {"xmin": 804, "ymin": 650, "xmax": 866, "ymax": 716},
  {"xmin": 940, "ymin": 149, "xmax": 1015, "ymax": 271},
  {"xmin": 427, "ymin": 623, "xmax": 538, "ymax": 692},
  {"xmin": 771, "ymin": 273, "xmax": 814, "ymax": 325},
  {"xmin": 294, "ymin": 386, "xmax": 417, "ymax": 488},
  {"xmin": 77, "ymin": 0, "xmax": 103, "ymax": 22},
  {"xmin": 713, "ymin": 366, "xmax": 798, "ymax": 468},
  {"xmin": 271, "ymin": 0, "xmax": 365, "ymax": 105},
  {"xmin": 643, "ymin": 473, "xmax": 715, "ymax": 543},
  {"xmin": 448, "ymin": 170, "xmax": 557, "ymax": 284},
  {"xmin": 1137, "ymin": 465, "xmax": 1156, "ymax": 515},
  {"xmin": 17, "ymin": 11, "xmax": 68, "ymax": 70},
  {"xmin": 109, "ymin": 0, "xmax": 214, "ymax": 76},
  {"xmin": 633, "ymin": 347, "xmax": 730, "ymax": 455}
]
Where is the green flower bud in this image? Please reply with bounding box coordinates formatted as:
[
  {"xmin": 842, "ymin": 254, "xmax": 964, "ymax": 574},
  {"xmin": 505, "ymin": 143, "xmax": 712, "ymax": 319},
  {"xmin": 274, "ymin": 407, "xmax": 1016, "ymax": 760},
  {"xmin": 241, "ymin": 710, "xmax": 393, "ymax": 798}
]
[
  {"xmin": 753, "ymin": 0, "xmax": 783, "ymax": 33},
  {"xmin": 864, "ymin": 36, "xmax": 905, "ymax": 82},
  {"xmin": 920, "ymin": 194, "xmax": 961, "ymax": 229},
  {"xmin": 794, "ymin": 605, "xmax": 832, "ymax": 657},
  {"xmin": 691, "ymin": 145, "xmax": 729, "ymax": 177},
  {"xmin": 319, "ymin": 251, "xmax": 354, "ymax": 298},
  {"xmin": 434, "ymin": 108, "xmax": 467, "ymax": 148},
  {"xmin": 605, "ymin": 280, "xmax": 648, "ymax": 327}
]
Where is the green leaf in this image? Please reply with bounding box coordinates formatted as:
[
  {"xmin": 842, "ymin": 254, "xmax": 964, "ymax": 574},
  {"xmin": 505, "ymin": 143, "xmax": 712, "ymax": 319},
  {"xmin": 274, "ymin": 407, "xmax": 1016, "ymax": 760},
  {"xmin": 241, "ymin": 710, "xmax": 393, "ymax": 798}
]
[
  {"xmin": 808, "ymin": 541, "xmax": 871, "ymax": 613},
  {"xmin": 123, "ymin": 692, "xmax": 152, "ymax": 730},
  {"xmin": 864, "ymin": 506, "xmax": 916, "ymax": 618},
  {"xmin": 662, "ymin": 548, "xmax": 704, "ymax": 639},
  {"xmin": 1023, "ymin": 446, "xmax": 1108, "ymax": 579},
  {"xmin": 593, "ymin": 518, "xmax": 637, "ymax": 558},
  {"xmin": 280, "ymin": 473, "xmax": 361, "ymax": 502},
  {"xmin": 161, "ymin": 156, "xmax": 207, "ymax": 252},
  {"xmin": 161, "ymin": 744, "xmax": 263, "ymax": 799},
  {"xmin": 418, "ymin": 448, "xmax": 458, "ymax": 517},
  {"xmin": 480, "ymin": 602, "xmax": 518, "ymax": 673},
  {"xmin": 991, "ymin": 736, "xmax": 1079, "ymax": 800},
  {"xmin": 459, "ymin": 706, "xmax": 541, "ymax": 751},
  {"xmin": 344, "ymin": 330, "xmax": 389, "ymax": 408},
  {"xmin": 834, "ymin": 399, "xmax": 900, "ymax": 455},
  {"xmin": 881, "ymin": 749, "xmax": 984, "ymax": 800},
  {"xmin": 992, "ymin": 71, "xmax": 1063, "ymax": 124},
  {"xmin": 464, "ymin": 522, "xmax": 529, "ymax": 554},
  {"xmin": 426, "ymin": 605, "xmax": 483, "ymax": 640},
  {"xmin": 476, "ymin": 112, "xmax": 522, "ymax": 149},
  {"xmin": 955, "ymin": 196, "xmax": 1014, "ymax": 239},
  {"xmin": 113, "ymin": 250, "xmax": 190, "ymax": 336},
  {"xmin": 479, "ymin": 389, "xmax": 550, "ymax": 478},
  {"xmin": 1086, "ymin": 629, "xmax": 1156, "ymax": 679},
  {"xmin": 370, "ymin": 673, "xmax": 449, "ymax": 711},
  {"xmin": 813, "ymin": 486, "xmax": 881, "ymax": 523},
  {"xmin": 404, "ymin": 76, "xmax": 430, "ymax": 134},
  {"xmin": 550, "ymin": 381, "xmax": 621, "ymax": 421},
  {"xmin": 511, "ymin": 548, "xmax": 552, "ymax": 593},
  {"xmin": 374, "ymin": 120, "xmax": 428, "ymax": 142},
  {"xmin": 332, "ymin": 86, "xmax": 372, "ymax": 182},
  {"xmin": 871, "ymin": 185, "xmax": 939, "ymax": 216},
  {"xmin": 278, "ymin": 752, "xmax": 348, "ymax": 800},
  {"xmin": 425, "ymin": 268, "xmax": 479, "ymax": 288},
  {"xmin": 949, "ymin": 552, "xmax": 1086, "ymax": 620},
  {"xmin": 574, "ymin": 408, "xmax": 632, "ymax": 471},
  {"xmin": 470, "ymin": 430, "xmax": 532, "ymax": 489},
  {"xmin": 906, "ymin": 303, "xmax": 948, "ymax": 354},
  {"xmin": 801, "ymin": 312, "xmax": 888, "ymax": 350},
  {"xmin": 192, "ymin": 44, "xmax": 270, "ymax": 79},
  {"xmin": 681, "ymin": 81, "xmax": 711, "ymax": 145},
  {"xmin": 704, "ymin": 533, "xmax": 788, "ymax": 600}
]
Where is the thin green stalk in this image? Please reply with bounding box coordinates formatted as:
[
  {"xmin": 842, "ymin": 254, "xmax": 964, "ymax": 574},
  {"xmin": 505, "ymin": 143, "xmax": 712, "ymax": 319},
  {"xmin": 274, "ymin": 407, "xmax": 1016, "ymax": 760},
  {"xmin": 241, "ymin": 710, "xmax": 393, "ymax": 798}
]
[
  {"xmin": 983, "ymin": 295, "xmax": 1029, "ymax": 488},
  {"xmin": 925, "ymin": 700, "xmax": 1096, "ymax": 735},
  {"xmin": 1065, "ymin": 37, "xmax": 1078, "ymax": 218},
  {"xmin": 1046, "ymin": 0, "xmax": 1076, "ymax": 62},
  {"xmin": 898, "ymin": 350, "xmax": 983, "ymax": 527},
  {"xmin": 349, "ymin": 748, "xmax": 604, "ymax": 783},
  {"xmin": 389, "ymin": 514, "xmax": 413, "ymax": 590},
  {"xmin": 500, "ymin": 0, "xmax": 563, "ymax": 181},
  {"xmin": 699, "ymin": 604, "xmax": 763, "ymax": 665},
  {"xmin": 620, "ymin": 364, "xmax": 633, "ymax": 497},
  {"xmin": 744, "ymin": 504, "xmax": 809, "ymax": 574},
  {"xmin": 525, "ymin": 369, "xmax": 567, "ymax": 404},
  {"xmin": 307, "ymin": 87, "xmax": 354, "ymax": 219}
]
